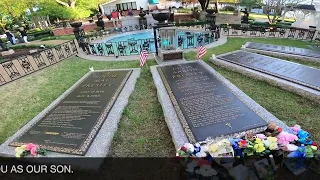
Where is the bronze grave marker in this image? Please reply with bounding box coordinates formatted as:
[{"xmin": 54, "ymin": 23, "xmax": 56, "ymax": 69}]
[
  {"xmin": 218, "ymin": 51, "xmax": 320, "ymax": 91},
  {"xmin": 9, "ymin": 70, "xmax": 132, "ymax": 155},
  {"xmin": 157, "ymin": 62, "xmax": 268, "ymax": 143}
]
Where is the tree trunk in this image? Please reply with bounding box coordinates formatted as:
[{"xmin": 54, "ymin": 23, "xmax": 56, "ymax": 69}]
[
  {"xmin": 69, "ymin": 0, "xmax": 76, "ymax": 9},
  {"xmin": 199, "ymin": 0, "xmax": 210, "ymax": 10},
  {"xmin": 215, "ymin": 0, "xmax": 219, "ymax": 13}
]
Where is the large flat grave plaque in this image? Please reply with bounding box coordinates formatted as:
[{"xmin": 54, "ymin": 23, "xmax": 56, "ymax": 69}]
[
  {"xmin": 245, "ymin": 42, "xmax": 320, "ymax": 59},
  {"xmin": 157, "ymin": 62, "xmax": 268, "ymax": 143},
  {"xmin": 9, "ymin": 70, "xmax": 132, "ymax": 155},
  {"xmin": 217, "ymin": 51, "xmax": 320, "ymax": 91}
]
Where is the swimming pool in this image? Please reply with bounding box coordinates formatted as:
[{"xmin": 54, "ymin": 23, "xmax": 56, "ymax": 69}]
[{"xmin": 89, "ymin": 30, "xmax": 216, "ymax": 56}]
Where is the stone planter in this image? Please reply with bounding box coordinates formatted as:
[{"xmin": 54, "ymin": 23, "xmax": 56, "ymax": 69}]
[
  {"xmin": 206, "ymin": 9, "xmax": 215, "ymax": 15},
  {"xmin": 70, "ymin": 22, "xmax": 82, "ymax": 28},
  {"xmin": 139, "ymin": 13, "xmax": 146, "ymax": 18},
  {"xmin": 152, "ymin": 12, "xmax": 170, "ymax": 24}
]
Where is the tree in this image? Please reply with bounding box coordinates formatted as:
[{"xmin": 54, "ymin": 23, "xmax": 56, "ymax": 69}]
[
  {"xmin": 240, "ymin": 0, "xmax": 263, "ymax": 12},
  {"xmin": 55, "ymin": 0, "xmax": 77, "ymax": 9},
  {"xmin": 182, "ymin": 0, "xmax": 198, "ymax": 7},
  {"xmin": 0, "ymin": 13, "xmax": 12, "ymax": 31},
  {"xmin": 198, "ymin": 0, "xmax": 210, "ymax": 10},
  {"xmin": 0, "ymin": 0, "xmax": 28, "ymax": 24},
  {"xmin": 263, "ymin": 0, "xmax": 304, "ymax": 24}
]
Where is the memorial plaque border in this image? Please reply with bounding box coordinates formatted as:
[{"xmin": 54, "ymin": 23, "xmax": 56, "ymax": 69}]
[
  {"xmin": 157, "ymin": 62, "xmax": 268, "ymax": 143},
  {"xmin": 9, "ymin": 70, "xmax": 133, "ymax": 155},
  {"xmin": 217, "ymin": 50, "xmax": 320, "ymax": 91}
]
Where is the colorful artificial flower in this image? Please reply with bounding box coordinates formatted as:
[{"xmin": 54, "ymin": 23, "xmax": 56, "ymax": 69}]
[
  {"xmin": 238, "ymin": 140, "xmax": 247, "ymax": 148},
  {"xmin": 209, "ymin": 144, "xmax": 218, "ymax": 153},
  {"xmin": 15, "ymin": 145, "xmax": 26, "ymax": 158},
  {"xmin": 266, "ymin": 137, "xmax": 278, "ymax": 150},
  {"xmin": 14, "ymin": 143, "xmax": 46, "ymax": 158},
  {"xmin": 256, "ymin": 134, "xmax": 266, "ymax": 139},
  {"xmin": 254, "ymin": 138, "xmax": 266, "ymax": 153}
]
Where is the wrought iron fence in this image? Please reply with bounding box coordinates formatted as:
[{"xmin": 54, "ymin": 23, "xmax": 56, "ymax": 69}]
[
  {"xmin": 81, "ymin": 29, "xmax": 218, "ymax": 57},
  {"xmin": 220, "ymin": 24, "xmax": 320, "ymax": 42},
  {"xmin": 0, "ymin": 39, "xmax": 79, "ymax": 86}
]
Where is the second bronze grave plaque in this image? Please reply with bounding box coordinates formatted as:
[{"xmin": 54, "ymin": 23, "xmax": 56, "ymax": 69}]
[
  {"xmin": 9, "ymin": 70, "xmax": 132, "ymax": 155},
  {"xmin": 218, "ymin": 51, "xmax": 320, "ymax": 91},
  {"xmin": 246, "ymin": 42, "xmax": 320, "ymax": 58},
  {"xmin": 157, "ymin": 62, "xmax": 268, "ymax": 143}
]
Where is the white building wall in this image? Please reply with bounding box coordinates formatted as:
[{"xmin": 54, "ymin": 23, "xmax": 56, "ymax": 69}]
[{"xmin": 101, "ymin": 0, "xmax": 149, "ymax": 14}]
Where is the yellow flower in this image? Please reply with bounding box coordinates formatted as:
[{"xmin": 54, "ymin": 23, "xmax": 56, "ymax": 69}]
[
  {"xmin": 255, "ymin": 138, "xmax": 262, "ymax": 143},
  {"xmin": 254, "ymin": 143, "xmax": 265, "ymax": 153},
  {"xmin": 20, "ymin": 145, "xmax": 27, "ymax": 149},
  {"xmin": 15, "ymin": 147, "xmax": 25, "ymax": 158},
  {"xmin": 267, "ymin": 137, "xmax": 277, "ymax": 142},
  {"xmin": 269, "ymin": 143, "xmax": 278, "ymax": 150},
  {"xmin": 15, "ymin": 153, "xmax": 21, "ymax": 158},
  {"xmin": 209, "ymin": 144, "xmax": 218, "ymax": 153}
]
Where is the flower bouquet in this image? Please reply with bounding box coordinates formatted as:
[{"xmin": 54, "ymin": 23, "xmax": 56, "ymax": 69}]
[{"xmin": 15, "ymin": 143, "xmax": 47, "ymax": 157}]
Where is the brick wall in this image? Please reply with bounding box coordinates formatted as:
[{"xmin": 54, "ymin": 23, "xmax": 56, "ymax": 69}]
[{"xmin": 53, "ymin": 21, "xmax": 115, "ymax": 36}]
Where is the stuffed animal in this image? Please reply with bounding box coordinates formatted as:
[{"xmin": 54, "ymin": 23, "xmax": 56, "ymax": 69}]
[
  {"xmin": 195, "ymin": 145, "xmax": 209, "ymax": 157},
  {"xmin": 246, "ymin": 132, "xmax": 256, "ymax": 141},
  {"xmin": 265, "ymin": 122, "xmax": 282, "ymax": 137},
  {"xmin": 256, "ymin": 134, "xmax": 266, "ymax": 139},
  {"xmin": 297, "ymin": 130, "xmax": 313, "ymax": 145},
  {"xmin": 263, "ymin": 137, "xmax": 278, "ymax": 150},
  {"xmin": 290, "ymin": 124, "xmax": 301, "ymax": 135},
  {"xmin": 277, "ymin": 131, "xmax": 298, "ymax": 146}
]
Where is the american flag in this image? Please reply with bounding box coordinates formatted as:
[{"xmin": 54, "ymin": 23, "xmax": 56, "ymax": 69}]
[
  {"xmin": 139, "ymin": 50, "xmax": 148, "ymax": 66},
  {"xmin": 197, "ymin": 45, "xmax": 207, "ymax": 60}
]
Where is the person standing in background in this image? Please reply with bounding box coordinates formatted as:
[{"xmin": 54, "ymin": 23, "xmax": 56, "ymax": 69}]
[
  {"xmin": 19, "ymin": 27, "xmax": 29, "ymax": 43},
  {"xmin": 5, "ymin": 30, "xmax": 16, "ymax": 45},
  {"xmin": 111, "ymin": 10, "xmax": 119, "ymax": 27}
]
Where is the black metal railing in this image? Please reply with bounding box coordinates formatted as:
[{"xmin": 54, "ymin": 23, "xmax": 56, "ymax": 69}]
[
  {"xmin": 0, "ymin": 40, "xmax": 79, "ymax": 86},
  {"xmin": 220, "ymin": 24, "xmax": 320, "ymax": 42},
  {"xmin": 81, "ymin": 30, "xmax": 218, "ymax": 57}
]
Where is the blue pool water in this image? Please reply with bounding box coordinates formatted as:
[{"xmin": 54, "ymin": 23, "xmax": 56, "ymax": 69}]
[
  {"xmin": 107, "ymin": 32, "xmax": 155, "ymax": 42},
  {"xmin": 90, "ymin": 30, "xmax": 215, "ymax": 56}
]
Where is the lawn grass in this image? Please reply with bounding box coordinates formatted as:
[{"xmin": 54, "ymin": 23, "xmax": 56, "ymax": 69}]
[
  {"xmin": 0, "ymin": 37, "xmax": 319, "ymax": 157},
  {"xmin": 40, "ymin": 35, "xmax": 75, "ymax": 41}
]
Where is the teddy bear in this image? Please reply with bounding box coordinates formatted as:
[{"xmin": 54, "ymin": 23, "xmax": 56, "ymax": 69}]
[
  {"xmin": 290, "ymin": 124, "xmax": 301, "ymax": 135},
  {"xmin": 265, "ymin": 122, "xmax": 282, "ymax": 137},
  {"xmin": 246, "ymin": 132, "xmax": 256, "ymax": 141},
  {"xmin": 263, "ymin": 137, "xmax": 278, "ymax": 150},
  {"xmin": 277, "ymin": 131, "xmax": 298, "ymax": 146},
  {"xmin": 297, "ymin": 130, "xmax": 313, "ymax": 145}
]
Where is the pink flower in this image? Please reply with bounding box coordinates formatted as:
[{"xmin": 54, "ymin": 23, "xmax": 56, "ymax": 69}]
[
  {"xmin": 30, "ymin": 147, "xmax": 38, "ymax": 156},
  {"xmin": 25, "ymin": 143, "xmax": 39, "ymax": 151}
]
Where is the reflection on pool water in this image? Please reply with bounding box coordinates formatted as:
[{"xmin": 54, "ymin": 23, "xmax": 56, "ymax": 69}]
[{"xmin": 91, "ymin": 30, "xmax": 215, "ymax": 56}]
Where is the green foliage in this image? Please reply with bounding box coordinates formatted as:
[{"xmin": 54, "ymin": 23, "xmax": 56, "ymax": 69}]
[
  {"xmin": 177, "ymin": 8, "xmax": 193, "ymax": 13},
  {"xmin": 248, "ymin": 16, "xmax": 255, "ymax": 21},
  {"xmin": 239, "ymin": 0, "xmax": 263, "ymax": 7},
  {"xmin": 222, "ymin": 6, "xmax": 235, "ymax": 11},
  {"xmin": 217, "ymin": 0, "xmax": 239, "ymax": 3}
]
